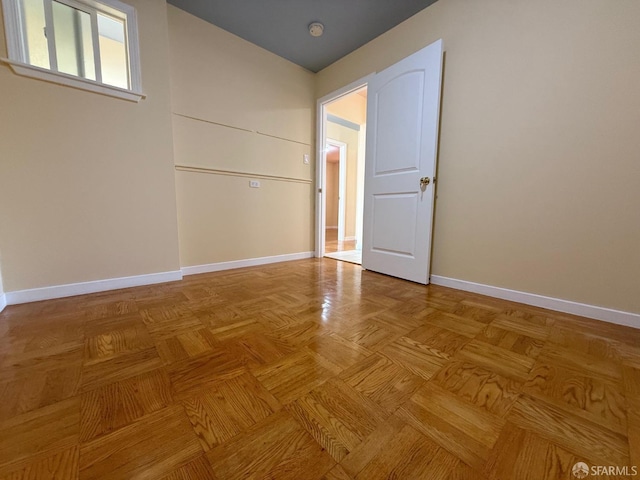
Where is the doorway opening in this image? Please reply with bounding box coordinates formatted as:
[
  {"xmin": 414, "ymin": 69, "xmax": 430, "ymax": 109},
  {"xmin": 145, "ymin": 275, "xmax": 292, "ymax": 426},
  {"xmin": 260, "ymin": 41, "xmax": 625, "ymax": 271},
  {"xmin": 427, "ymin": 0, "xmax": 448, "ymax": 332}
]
[
  {"xmin": 316, "ymin": 80, "xmax": 369, "ymax": 265},
  {"xmin": 324, "ymin": 139, "xmax": 348, "ymax": 250},
  {"xmin": 316, "ymin": 40, "xmax": 443, "ymax": 282}
]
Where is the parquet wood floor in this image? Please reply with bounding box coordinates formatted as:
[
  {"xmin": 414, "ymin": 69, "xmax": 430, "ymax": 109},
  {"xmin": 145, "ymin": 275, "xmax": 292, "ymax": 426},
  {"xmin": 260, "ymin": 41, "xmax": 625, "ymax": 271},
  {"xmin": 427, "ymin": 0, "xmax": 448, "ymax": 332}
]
[
  {"xmin": 1, "ymin": 258, "xmax": 639, "ymax": 479},
  {"xmin": 325, "ymin": 229, "xmax": 356, "ymax": 254}
]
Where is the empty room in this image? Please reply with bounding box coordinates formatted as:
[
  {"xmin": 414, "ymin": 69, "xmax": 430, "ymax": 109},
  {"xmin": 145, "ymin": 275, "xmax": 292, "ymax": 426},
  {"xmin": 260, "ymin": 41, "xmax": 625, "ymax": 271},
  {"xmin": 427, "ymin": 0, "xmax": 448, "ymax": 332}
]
[{"xmin": 0, "ymin": 0, "xmax": 639, "ymax": 478}]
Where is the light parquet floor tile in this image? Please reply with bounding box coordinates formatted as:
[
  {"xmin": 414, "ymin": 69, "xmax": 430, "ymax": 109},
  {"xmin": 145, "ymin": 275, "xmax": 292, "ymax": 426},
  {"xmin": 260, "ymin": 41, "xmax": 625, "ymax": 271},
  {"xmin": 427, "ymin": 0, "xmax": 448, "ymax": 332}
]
[
  {"xmin": 83, "ymin": 324, "xmax": 155, "ymax": 365},
  {"xmin": 252, "ymin": 349, "xmax": 335, "ymax": 404},
  {"xmin": 475, "ymin": 325, "xmax": 544, "ymax": 360},
  {"xmin": 79, "ymin": 347, "xmax": 163, "ymax": 393},
  {"xmin": 181, "ymin": 372, "xmax": 281, "ymax": 451},
  {"xmin": 287, "ymin": 378, "xmax": 389, "ymax": 462},
  {"xmin": 523, "ymin": 362, "xmax": 627, "ymax": 434},
  {"xmin": 340, "ymin": 353, "xmax": 424, "ymax": 414},
  {"xmin": 354, "ymin": 422, "xmax": 458, "ymax": 480},
  {"xmin": 0, "ymin": 259, "xmax": 639, "ymax": 478},
  {"xmin": 484, "ymin": 422, "xmax": 585, "ymax": 480},
  {"xmin": 79, "ymin": 404, "xmax": 202, "ymax": 480},
  {"xmin": 80, "ymin": 368, "xmax": 172, "ymax": 442},
  {"xmin": 321, "ymin": 464, "xmax": 354, "ymax": 480},
  {"xmin": 508, "ymin": 393, "xmax": 630, "ymax": 466},
  {"xmin": 154, "ymin": 328, "xmax": 219, "ymax": 364},
  {"xmin": 397, "ymin": 382, "xmax": 506, "ymax": 469},
  {"xmin": 0, "ymin": 446, "xmax": 79, "ymax": 480},
  {"xmin": 345, "ymin": 322, "xmax": 402, "ymax": 352},
  {"xmin": 380, "ymin": 335, "xmax": 450, "ymax": 381},
  {"xmin": 452, "ymin": 303, "xmax": 501, "ymax": 325},
  {"xmin": 338, "ymin": 414, "xmax": 406, "ymax": 477},
  {"xmin": 0, "ymin": 398, "xmax": 79, "ymax": 476},
  {"xmin": 305, "ymin": 333, "xmax": 372, "ymax": 374},
  {"xmin": 157, "ymin": 455, "xmax": 218, "ymax": 480},
  {"xmin": 206, "ymin": 409, "xmax": 335, "ymax": 480},
  {"xmin": 0, "ymin": 362, "xmax": 81, "ymax": 422},
  {"xmin": 432, "ymin": 360, "xmax": 522, "ymax": 417},
  {"xmin": 231, "ymin": 331, "xmax": 296, "ymax": 368},
  {"xmin": 425, "ymin": 311, "xmax": 486, "ymax": 338},
  {"xmin": 167, "ymin": 347, "xmax": 246, "ymax": 400},
  {"xmin": 456, "ymin": 339, "xmax": 536, "ymax": 383},
  {"xmin": 406, "ymin": 323, "xmax": 472, "ymax": 356}
]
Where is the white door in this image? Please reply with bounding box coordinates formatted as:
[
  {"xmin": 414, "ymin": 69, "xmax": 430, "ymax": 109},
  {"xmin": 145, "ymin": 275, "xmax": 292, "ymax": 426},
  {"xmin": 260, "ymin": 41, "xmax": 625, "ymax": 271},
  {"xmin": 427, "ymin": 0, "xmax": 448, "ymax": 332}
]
[{"xmin": 362, "ymin": 39, "xmax": 444, "ymax": 284}]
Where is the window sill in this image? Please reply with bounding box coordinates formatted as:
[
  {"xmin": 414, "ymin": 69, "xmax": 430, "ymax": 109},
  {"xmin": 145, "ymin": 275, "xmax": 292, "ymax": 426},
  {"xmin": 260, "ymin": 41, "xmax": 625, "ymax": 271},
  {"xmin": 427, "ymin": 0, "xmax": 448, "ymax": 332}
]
[{"xmin": 0, "ymin": 57, "xmax": 145, "ymax": 102}]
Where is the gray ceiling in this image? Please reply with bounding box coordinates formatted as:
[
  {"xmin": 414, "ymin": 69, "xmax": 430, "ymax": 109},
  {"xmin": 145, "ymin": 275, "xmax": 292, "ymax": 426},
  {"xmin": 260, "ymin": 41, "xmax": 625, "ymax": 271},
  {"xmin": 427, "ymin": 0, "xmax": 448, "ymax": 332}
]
[{"xmin": 166, "ymin": 0, "xmax": 439, "ymax": 72}]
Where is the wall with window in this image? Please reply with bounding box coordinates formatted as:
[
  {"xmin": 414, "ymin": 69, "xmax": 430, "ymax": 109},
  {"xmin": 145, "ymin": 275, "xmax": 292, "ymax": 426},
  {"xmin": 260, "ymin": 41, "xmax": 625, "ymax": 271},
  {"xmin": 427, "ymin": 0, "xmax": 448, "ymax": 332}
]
[
  {"xmin": 0, "ymin": 0, "xmax": 180, "ymax": 292},
  {"xmin": 317, "ymin": 0, "xmax": 640, "ymax": 314},
  {"xmin": 168, "ymin": 6, "xmax": 315, "ymax": 268}
]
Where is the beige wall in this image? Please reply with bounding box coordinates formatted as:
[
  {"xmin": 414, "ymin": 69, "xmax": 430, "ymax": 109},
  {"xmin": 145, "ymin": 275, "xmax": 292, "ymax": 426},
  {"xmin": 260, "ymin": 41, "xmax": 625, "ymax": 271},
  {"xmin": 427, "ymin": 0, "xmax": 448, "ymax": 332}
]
[
  {"xmin": 317, "ymin": 0, "xmax": 640, "ymax": 314},
  {"xmin": 326, "ymin": 122, "xmax": 359, "ymax": 239},
  {"xmin": 168, "ymin": 6, "xmax": 316, "ymax": 267},
  {"xmin": 0, "ymin": 0, "xmax": 180, "ymax": 292},
  {"xmin": 325, "ymin": 161, "xmax": 339, "ymax": 228},
  {"xmin": 1, "ymin": 0, "xmax": 637, "ymax": 318},
  {"xmin": 0, "ymin": 256, "xmax": 4, "ymax": 299},
  {"xmin": 326, "ymin": 92, "xmax": 367, "ymax": 125}
]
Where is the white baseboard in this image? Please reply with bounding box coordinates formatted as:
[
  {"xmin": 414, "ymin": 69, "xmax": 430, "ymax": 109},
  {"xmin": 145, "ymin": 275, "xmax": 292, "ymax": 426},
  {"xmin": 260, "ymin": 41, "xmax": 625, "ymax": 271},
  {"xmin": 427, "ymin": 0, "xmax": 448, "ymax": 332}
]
[
  {"xmin": 5, "ymin": 270, "xmax": 183, "ymax": 305},
  {"xmin": 430, "ymin": 275, "xmax": 640, "ymax": 329},
  {"xmin": 182, "ymin": 251, "xmax": 315, "ymax": 276},
  {"xmin": 3, "ymin": 252, "xmax": 316, "ymax": 306}
]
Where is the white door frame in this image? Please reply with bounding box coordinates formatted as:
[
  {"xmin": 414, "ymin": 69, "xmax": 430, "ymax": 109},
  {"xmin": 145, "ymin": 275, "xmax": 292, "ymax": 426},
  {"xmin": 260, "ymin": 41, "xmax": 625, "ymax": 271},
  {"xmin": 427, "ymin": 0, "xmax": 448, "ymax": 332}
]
[
  {"xmin": 355, "ymin": 124, "xmax": 366, "ymax": 251},
  {"xmin": 315, "ymin": 74, "xmax": 374, "ymax": 258},
  {"xmin": 326, "ymin": 139, "xmax": 348, "ymax": 242}
]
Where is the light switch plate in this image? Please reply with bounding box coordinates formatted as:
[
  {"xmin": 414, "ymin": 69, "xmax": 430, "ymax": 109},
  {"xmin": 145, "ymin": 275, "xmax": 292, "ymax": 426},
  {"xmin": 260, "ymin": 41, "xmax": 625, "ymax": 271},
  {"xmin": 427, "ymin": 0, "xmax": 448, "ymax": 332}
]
[{"xmin": 303, "ymin": 154, "xmax": 310, "ymax": 165}]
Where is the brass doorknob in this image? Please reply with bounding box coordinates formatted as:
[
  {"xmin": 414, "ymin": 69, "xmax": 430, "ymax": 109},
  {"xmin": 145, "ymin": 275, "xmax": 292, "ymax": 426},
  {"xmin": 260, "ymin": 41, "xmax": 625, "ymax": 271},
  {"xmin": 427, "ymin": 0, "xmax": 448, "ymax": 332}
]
[{"xmin": 420, "ymin": 177, "xmax": 431, "ymax": 187}]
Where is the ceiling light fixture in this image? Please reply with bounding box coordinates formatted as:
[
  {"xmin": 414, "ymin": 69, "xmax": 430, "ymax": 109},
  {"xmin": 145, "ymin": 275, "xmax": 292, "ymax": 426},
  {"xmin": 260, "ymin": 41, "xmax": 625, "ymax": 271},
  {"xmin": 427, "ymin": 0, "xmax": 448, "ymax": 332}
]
[{"xmin": 308, "ymin": 22, "xmax": 324, "ymax": 37}]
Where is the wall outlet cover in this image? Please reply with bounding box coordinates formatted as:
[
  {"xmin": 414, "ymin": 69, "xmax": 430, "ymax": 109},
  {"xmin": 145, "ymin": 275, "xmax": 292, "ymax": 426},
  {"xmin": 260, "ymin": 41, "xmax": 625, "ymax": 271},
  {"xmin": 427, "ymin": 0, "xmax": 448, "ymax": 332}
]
[{"xmin": 249, "ymin": 180, "xmax": 260, "ymax": 188}]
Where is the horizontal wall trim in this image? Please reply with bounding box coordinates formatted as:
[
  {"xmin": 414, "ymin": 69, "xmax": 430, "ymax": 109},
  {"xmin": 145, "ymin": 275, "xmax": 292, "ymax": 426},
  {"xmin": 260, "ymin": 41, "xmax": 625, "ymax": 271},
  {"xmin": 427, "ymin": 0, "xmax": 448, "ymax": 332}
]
[
  {"xmin": 175, "ymin": 165, "xmax": 312, "ymax": 184},
  {"xmin": 430, "ymin": 275, "xmax": 640, "ymax": 330},
  {"xmin": 173, "ymin": 112, "xmax": 253, "ymax": 133},
  {"xmin": 327, "ymin": 114, "xmax": 361, "ymax": 131},
  {"xmin": 0, "ymin": 294, "xmax": 6, "ymax": 313},
  {"xmin": 5, "ymin": 270, "xmax": 183, "ymax": 305},
  {"xmin": 255, "ymin": 131, "xmax": 311, "ymax": 146},
  {"xmin": 182, "ymin": 252, "xmax": 315, "ymax": 276},
  {"xmin": 173, "ymin": 112, "xmax": 311, "ymax": 146}
]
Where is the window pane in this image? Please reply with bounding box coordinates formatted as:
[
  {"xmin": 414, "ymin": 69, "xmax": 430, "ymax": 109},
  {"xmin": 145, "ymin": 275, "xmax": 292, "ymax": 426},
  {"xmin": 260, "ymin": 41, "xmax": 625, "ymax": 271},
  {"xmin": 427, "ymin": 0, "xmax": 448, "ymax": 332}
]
[
  {"xmin": 20, "ymin": 0, "xmax": 50, "ymax": 69},
  {"xmin": 52, "ymin": 1, "xmax": 95, "ymax": 80},
  {"xmin": 98, "ymin": 14, "xmax": 128, "ymax": 89}
]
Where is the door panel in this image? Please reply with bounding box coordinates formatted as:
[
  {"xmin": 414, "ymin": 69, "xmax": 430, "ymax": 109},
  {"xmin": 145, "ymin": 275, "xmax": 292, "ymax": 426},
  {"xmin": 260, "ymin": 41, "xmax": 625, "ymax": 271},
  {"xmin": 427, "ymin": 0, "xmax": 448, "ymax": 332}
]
[
  {"xmin": 371, "ymin": 193, "xmax": 418, "ymax": 257},
  {"xmin": 374, "ymin": 71, "xmax": 424, "ymax": 176},
  {"xmin": 362, "ymin": 39, "xmax": 443, "ymax": 284}
]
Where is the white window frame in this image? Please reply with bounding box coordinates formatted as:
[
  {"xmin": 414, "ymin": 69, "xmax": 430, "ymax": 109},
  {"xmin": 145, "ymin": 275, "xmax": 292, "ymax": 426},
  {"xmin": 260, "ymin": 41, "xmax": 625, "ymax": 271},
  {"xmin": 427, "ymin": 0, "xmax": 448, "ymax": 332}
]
[{"xmin": 1, "ymin": 0, "xmax": 144, "ymax": 102}]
